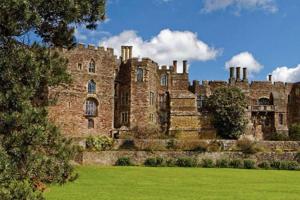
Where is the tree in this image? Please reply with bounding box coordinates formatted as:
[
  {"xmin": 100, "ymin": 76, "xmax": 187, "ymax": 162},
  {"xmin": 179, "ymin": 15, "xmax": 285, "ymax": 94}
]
[
  {"xmin": 206, "ymin": 87, "xmax": 248, "ymax": 139},
  {"xmin": 0, "ymin": 0, "xmax": 106, "ymax": 199}
]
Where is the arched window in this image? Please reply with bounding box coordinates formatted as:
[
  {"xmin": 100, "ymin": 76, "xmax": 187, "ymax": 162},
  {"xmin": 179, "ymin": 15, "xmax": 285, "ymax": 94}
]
[
  {"xmin": 88, "ymin": 80, "xmax": 96, "ymax": 94},
  {"xmin": 160, "ymin": 74, "xmax": 168, "ymax": 86},
  {"xmin": 85, "ymin": 98, "xmax": 97, "ymax": 116},
  {"xmin": 137, "ymin": 67, "xmax": 143, "ymax": 82},
  {"xmin": 89, "ymin": 59, "xmax": 95, "ymax": 73},
  {"xmin": 88, "ymin": 119, "xmax": 94, "ymax": 129},
  {"xmin": 258, "ymin": 98, "xmax": 270, "ymax": 105}
]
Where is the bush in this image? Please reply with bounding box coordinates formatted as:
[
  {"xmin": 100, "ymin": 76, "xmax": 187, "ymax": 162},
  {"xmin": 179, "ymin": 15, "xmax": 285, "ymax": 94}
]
[
  {"xmin": 243, "ymin": 159, "xmax": 256, "ymax": 169},
  {"xmin": 269, "ymin": 132, "xmax": 289, "ymax": 141},
  {"xmin": 86, "ymin": 135, "xmax": 114, "ymax": 151},
  {"xmin": 236, "ymin": 138, "xmax": 261, "ymax": 154},
  {"xmin": 207, "ymin": 140, "xmax": 223, "ymax": 152},
  {"xmin": 166, "ymin": 159, "xmax": 176, "ymax": 167},
  {"xmin": 115, "ymin": 157, "xmax": 132, "ymax": 166},
  {"xmin": 144, "ymin": 157, "xmax": 164, "ymax": 167},
  {"xmin": 201, "ymin": 158, "xmax": 214, "ymax": 168},
  {"xmin": 270, "ymin": 161, "xmax": 281, "ymax": 169},
  {"xmin": 279, "ymin": 161, "xmax": 299, "ymax": 170},
  {"xmin": 258, "ymin": 161, "xmax": 271, "ymax": 169},
  {"xmin": 175, "ymin": 158, "xmax": 197, "ymax": 167},
  {"xmin": 119, "ymin": 140, "xmax": 137, "ymax": 150},
  {"xmin": 216, "ymin": 158, "xmax": 229, "ymax": 168},
  {"xmin": 289, "ymin": 123, "xmax": 300, "ymax": 141},
  {"xmin": 229, "ymin": 159, "xmax": 243, "ymax": 168}
]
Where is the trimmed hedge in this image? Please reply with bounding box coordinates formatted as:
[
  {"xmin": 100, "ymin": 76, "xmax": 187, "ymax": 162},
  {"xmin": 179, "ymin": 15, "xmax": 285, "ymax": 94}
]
[{"xmin": 115, "ymin": 157, "xmax": 133, "ymax": 166}]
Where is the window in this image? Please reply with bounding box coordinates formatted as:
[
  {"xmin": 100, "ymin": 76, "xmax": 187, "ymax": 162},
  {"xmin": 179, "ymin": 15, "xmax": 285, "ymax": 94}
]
[
  {"xmin": 121, "ymin": 91, "xmax": 129, "ymax": 105},
  {"xmin": 85, "ymin": 99, "xmax": 97, "ymax": 116},
  {"xmin": 88, "ymin": 119, "xmax": 94, "ymax": 129},
  {"xmin": 150, "ymin": 113, "xmax": 155, "ymax": 122},
  {"xmin": 150, "ymin": 92, "xmax": 155, "ymax": 105},
  {"xmin": 78, "ymin": 63, "xmax": 82, "ymax": 70},
  {"xmin": 296, "ymin": 88, "xmax": 300, "ymax": 96},
  {"xmin": 88, "ymin": 80, "xmax": 96, "ymax": 94},
  {"xmin": 137, "ymin": 67, "xmax": 143, "ymax": 82},
  {"xmin": 121, "ymin": 112, "xmax": 129, "ymax": 124},
  {"xmin": 197, "ymin": 95, "xmax": 206, "ymax": 110},
  {"xmin": 258, "ymin": 98, "xmax": 270, "ymax": 105},
  {"xmin": 279, "ymin": 113, "xmax": 284, "ymax": 125},
  {"xmin": 288, "ymin": 95, "xmax": 291, "ymax": 104},
  {"xmin": 89, "ymin": 59, "xmax": 95, "ymax": 73},
  {"xmin": 160, "ymin": 74, "xmax": 168, "ymax": 86}
]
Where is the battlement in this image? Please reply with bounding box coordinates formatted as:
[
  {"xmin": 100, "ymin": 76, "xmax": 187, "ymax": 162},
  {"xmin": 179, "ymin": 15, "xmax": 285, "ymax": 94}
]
[{"xmin": 75, "ymin": 43, "xmax": 116, "ymax": 56}]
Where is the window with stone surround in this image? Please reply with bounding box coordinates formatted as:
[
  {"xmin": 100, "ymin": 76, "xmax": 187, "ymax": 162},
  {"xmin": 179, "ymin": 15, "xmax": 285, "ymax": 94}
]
[
  {"xmin": 78, "ymin": 63, "xmax": 82, "ymax": 70},
  {"xmin": 137, "ymin": 67, "xmax": 143, "ymax": 82},
  {"xmin": 88, "ymin": 80, "xmax": 96, "ymax": 94},
  {"xmin": 85, "ymin": 98, "xmax": 97, "ymax": 116},
  {"xmin": 258, "ymin": 97, "xmax": 270, "ymax": 105},
  {"xmin": 279, "ymin": 113, "xmax": 284, "ymax": 125},
  {"xmin": 88, "ymin": 118, "xmax": 94, "ymax": 129},
  {"xmin": 150, "ymin": 113, "xmax": 155, "ymax": 122},
  {"xmin": 150, "ymin": 92, "xmax": 155, "ymax": 105},
  {"xmin": 160, "ymin": 74, "xmax": 168, "ymax": 86},
  {"xmin": 89, "ymin": 59, "xmax": 96, "ymax": 73},
  {"xmin": 121, "ymin": 91, "xmax": 129, "ymax": 105},
  {"xmin": 121, "ymin": 112, "xmax": 129, "ymax": 124}
]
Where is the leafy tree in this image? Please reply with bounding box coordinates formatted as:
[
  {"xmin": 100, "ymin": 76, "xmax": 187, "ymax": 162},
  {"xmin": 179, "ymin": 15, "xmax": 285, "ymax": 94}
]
[
  {"xmin": 206, "ymin": 87, "xmax": 248, "ymax": 139},
  {"xmin": 0, "ymin": 0, "xmax": 106, "ymax": 199}
]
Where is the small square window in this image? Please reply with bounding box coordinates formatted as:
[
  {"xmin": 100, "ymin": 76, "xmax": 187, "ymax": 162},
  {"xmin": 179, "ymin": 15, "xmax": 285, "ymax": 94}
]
[
  {"xmin": 88, "ymin": 119, "xmax": 94, "ymax": 129},
  {"xmin": 78, "ymin": 63, "xmax": 82, "ymax": 70}
]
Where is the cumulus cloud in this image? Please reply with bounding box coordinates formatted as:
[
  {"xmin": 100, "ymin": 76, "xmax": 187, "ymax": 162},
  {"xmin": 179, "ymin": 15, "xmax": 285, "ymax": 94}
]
[
  {"xmin": 100, "ymin": 29, "xmax": 220, "ymax": 72},
  {"xmin": 270, "ymin": 65, "xmax": 300, "ymax": 83},
  {"xmin": 202, "ymin": 0, "xmax": 278, "ymax": 14},
  {"xmin": 225, "ymin": 52, "xmax": 263, "ymax": 75}
]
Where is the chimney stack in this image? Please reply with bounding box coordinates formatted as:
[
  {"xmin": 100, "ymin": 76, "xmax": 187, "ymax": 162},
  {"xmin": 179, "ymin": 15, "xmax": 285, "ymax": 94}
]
[
  {"xmin": 128, "ymin": 46, "xmax": 132, "ymax": 59},
  {"xmin": 236, "ymin": 67, "xmax": 241, "ymax": 81},
  {"xmin": 121, "ymin": 46, "xmax": 126, "ymax": 61},
  {"xmin": 229, "ymin": 67, "xmax": 235, "ymax": 84},
  {"xmin": 268, "ymin": 74, "xmax": 272, "ymax": 82},
  {"xmin": 242, "ymin": 67, "xmax": 248, "ymax": 82},
  {"xmin": 183, "ymin": 60, "xmax": 187, "ymax": 73},
  {"xmin": 173, "ymin": 60, "xmax": 177, "ymax": 73}
]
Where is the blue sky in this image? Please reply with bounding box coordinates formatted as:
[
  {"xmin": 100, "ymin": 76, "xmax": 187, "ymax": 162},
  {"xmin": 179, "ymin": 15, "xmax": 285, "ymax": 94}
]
[{"xmin": 75, "ymin": 0, "xmax": 300, "ymax": 83}]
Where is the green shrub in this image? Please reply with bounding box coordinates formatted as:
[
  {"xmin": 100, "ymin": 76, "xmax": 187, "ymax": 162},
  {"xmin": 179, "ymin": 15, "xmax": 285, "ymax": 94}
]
[
  {"xmin": 175, "ymin": 158, "xmax": 197, "ymax": 167},
  {"xmin": 144, "ymin": 157, "xmax": 164, "ymax": 167},
  {"xmin": 279, "ymin": 161, "xmax": 299, "ymax": 170},
  {"xmin": 201, "ymin": 158, "xmax": 214, "ymax": 168},
  {"xmin": 191, "ymin": 143, "xmax": 208, "ymax": 152},
  {"xmin": 229, "ymin": 159, "xmax": 243, "ymax": 168},
  {"xmin": 269, "ymin": 132, "xmax": 289, "ymax": 141},
  {"xmin": 243, "ymin": 159, "xmax": 256, "ymax": 169},
  {"xmin": 86, "ymin": 135, "xmax": 114, "ymax": 151},
  {"xmin": 258, "ymin": 161, "xmax": 271, "ymax": 169},
  {"xmin": 115, "ymin": 157, "xmax": 132, "ymax": 166},
  {"xmin": 166, "ymin": 159, "xmax": 176, "ymax": 167},
  {"xmin": 236, "ymin": 138, "xmax": 261, "ymax": 154},
  {"xmin": 270, "ymin": 161, "xmax": 281, "ymax": 169},
  {"xmin": 289, "ymin": 123, "xmax": 300, "ymax": 141},
  {"xmin": 119, "ymin": 140, "xmax": 137, "ymax": 150},
  {"xmin": 295, "ymin": 152, "xmax": 300, "ymax": 163},
  {"xmin": 166, "ymin": 139, "xmax": 177, "ymax": 150},
  {"xmin": 216, "ymin": 158, "xmax": 229, "ymax": 168}
]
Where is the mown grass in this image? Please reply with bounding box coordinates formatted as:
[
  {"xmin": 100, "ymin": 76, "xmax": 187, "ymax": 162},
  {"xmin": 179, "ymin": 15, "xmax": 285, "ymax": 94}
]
[{"xmin": 45, "ymin": 166, "xmax": 300, "ymax": 200}]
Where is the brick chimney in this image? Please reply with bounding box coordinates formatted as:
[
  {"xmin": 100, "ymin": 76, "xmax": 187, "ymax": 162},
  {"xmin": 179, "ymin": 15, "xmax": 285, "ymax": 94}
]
[
  {"xmin": 229, "ymin": 67, "xmax": 235, "ymax": 83},
  {"xmin": 268, "ymin": 74, "xmax": 272, "ymax": 82}
]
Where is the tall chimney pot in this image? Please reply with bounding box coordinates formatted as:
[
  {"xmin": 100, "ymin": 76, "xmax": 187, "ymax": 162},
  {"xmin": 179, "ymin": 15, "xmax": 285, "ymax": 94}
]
[
  {"xmin": 183, "ymin": 60, "xmax": 187, "ymax": 73},
  {"xmin": 236, "ymin": 67, "xmax": 241, "ymax": 81}
]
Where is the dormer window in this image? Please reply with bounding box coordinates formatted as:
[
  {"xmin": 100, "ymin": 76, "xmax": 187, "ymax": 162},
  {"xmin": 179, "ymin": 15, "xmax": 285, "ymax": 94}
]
[
  {"xmin": 137, "ymin": 67, "xmax": 143, "ymax": 82},
  {"xmin": 89, "ymin": 59, "xmax": 95, "ymax": 73},
  {"xmin": 88, "ymin": 80, "xmax": 96, "ymax": 94}
]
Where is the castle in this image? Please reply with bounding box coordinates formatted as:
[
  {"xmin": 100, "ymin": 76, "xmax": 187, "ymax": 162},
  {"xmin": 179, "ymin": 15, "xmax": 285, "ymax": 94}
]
[{"xmin": 48, "ymin": 44, "xmax": 300, "ymax": 140}]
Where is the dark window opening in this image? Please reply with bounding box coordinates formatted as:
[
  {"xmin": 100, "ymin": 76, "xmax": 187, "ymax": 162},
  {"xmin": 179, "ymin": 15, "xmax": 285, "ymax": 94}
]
[
  {"xmin": 89, "ymin": 59, "xmax": 96, "ymax": 73},
  {"xmin": 88, "ymin": 119, "xmax": 94, "ymax": 129},
  {"xmin": 88, "ymin": 80, "xmax": 96, "ymax": 94},
  {"xmin": 85, "ymin": 99, "xmax": 97, "ymax": 116},
  {"xmin": 137, "ymin": 67, "xmax": 143, "ymax": 82}
]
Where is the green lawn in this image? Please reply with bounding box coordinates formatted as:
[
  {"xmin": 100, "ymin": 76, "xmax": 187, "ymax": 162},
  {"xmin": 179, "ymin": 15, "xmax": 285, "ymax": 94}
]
[{"xmin": 45, "ymin": 166, "xmax": 300, "ymax": 200}]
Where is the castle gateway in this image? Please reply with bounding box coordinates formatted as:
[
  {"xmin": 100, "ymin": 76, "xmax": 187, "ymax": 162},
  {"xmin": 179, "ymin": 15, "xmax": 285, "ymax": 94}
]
[{"xmin": 48, "ymin": 44, "xmax": 300, "ymax": 140}]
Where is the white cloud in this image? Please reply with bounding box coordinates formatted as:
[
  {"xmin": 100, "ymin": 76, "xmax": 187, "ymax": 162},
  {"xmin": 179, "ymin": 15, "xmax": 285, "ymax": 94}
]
[
  {"xmin": 202, "ymin": 0, "xmax": 278, "ymax": 14},
  {"xmin": 270, "ymin": 65, "xmax": 300, "ymax": 83},
  {"xmin": 225, "ymin": 52, "xmax": 263, "ymax": 75},
  {"xmin": 100, "ymin": 29, "xmax": 220, "ymax": 72}
]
